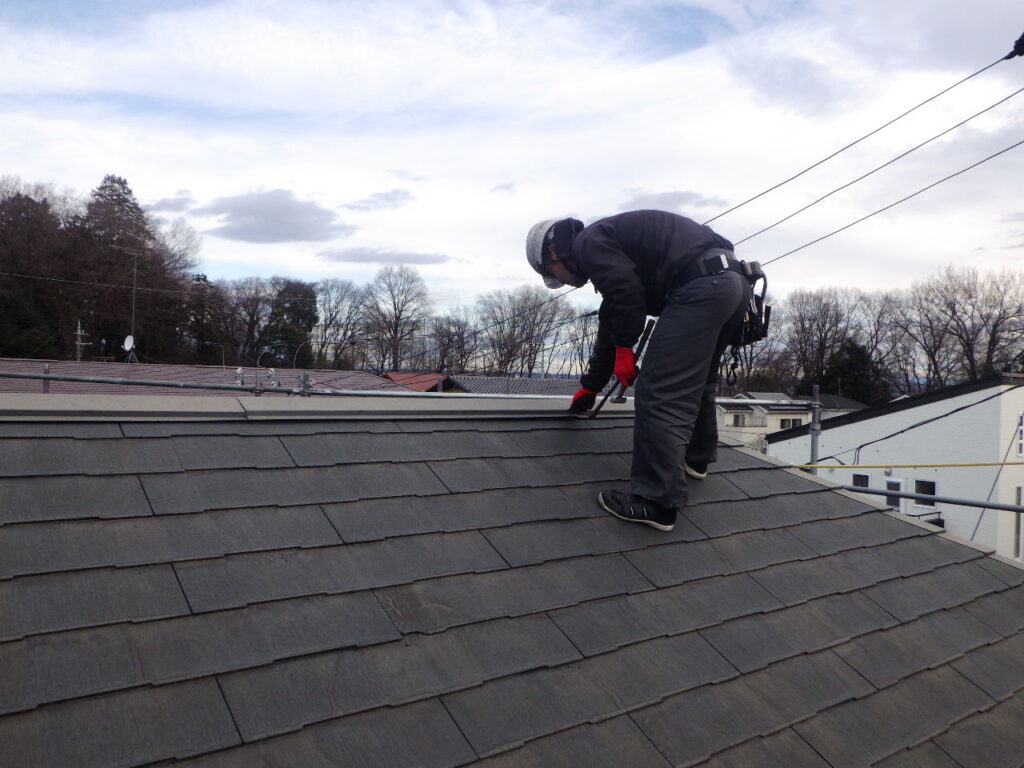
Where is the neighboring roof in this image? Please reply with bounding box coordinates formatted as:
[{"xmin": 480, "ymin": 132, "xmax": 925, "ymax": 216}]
[
  {"xmin": 450, "ymin": 375, "xmax": 592, "ymax": 396},
  {"xmin": 2, "ymin": 394, "xmax": 1024, "ymax": 767},
  {"xmin": 741, "ymin": 391, "xmax": 807, "ymax": 413},
  {"xmin": 384, "ymin": 371, "xmax": 449, "ymax": 391},
  {"xmin": 817, "ymin": 393, "xmax": 867, "ymax": 411},
  {"xmin": 768, "ymin": 373, "xmax": 1024, "ymax": 443},
  {"xmin": 0, "ymin": 357, "xmax": 410, "ymax": 397}
]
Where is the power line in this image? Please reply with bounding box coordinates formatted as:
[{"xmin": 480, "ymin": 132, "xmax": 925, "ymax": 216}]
[
  {"xmin": 703, "ymin": 54, "xmax": 1009, "ymax": 226},
  {"xmin": 815, "ymin": 383, "xmax": 1024, "ymax": 464},
  {"xmin": 734, "ymin": 85, "xmax": 1024, "ymax": 247},
  {"xmin": 763, "ymin": 136, "xmax": 1024, "ymax": 266},
  {"xmin": 969, "ymin": 425, "xmax": 1020, "ymax": 541}
]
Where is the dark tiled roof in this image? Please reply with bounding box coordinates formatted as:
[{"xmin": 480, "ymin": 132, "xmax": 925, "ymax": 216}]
[
  {"xmin": 0, "ymin": 357, "xmax": 410, "ymax": 396},
  {"xmin": 817, "ymin": 393, "xmax": 867, "ymax": 410},
  {"xmin": 1, "ymin": 402, "xmax": 1023, "ymax": 766}
]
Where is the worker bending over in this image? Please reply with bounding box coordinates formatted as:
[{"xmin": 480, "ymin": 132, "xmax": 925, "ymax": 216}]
[{"xmin": 526, "ymin": 210, "xmax": 751, "ymax": 532}]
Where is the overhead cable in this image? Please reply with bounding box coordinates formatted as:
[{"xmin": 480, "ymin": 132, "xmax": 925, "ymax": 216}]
[
  {"xmin": 703, "ymin": 53, "xmax": 1011, "ymax": 226},
  {"xmin": 734, "ymin": 85, "xmax": 1024, "ymax": 246},
  {"xmin": 969, "ymin": 426, "xmax": 1020, "ymax": 541},
  {"xmin": 763, "ymin": 136, "xmax": 1024, "ymax": 266},
  {"xmin": 815, "ymin": 383, "xmax": 1024, "ymax": 464}
]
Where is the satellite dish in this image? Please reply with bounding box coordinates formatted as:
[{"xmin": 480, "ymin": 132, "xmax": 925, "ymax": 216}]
[{"xmin": 123, "ymin": 335, "xmax": 135, "ymax": 352}]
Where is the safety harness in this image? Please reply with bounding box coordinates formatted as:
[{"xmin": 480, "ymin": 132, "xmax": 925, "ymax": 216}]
[{"xmin": 724, "ymin": 260, "xmax": 771, "ymax": 386}]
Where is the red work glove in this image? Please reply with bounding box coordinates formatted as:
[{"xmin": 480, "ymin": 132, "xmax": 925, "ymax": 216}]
[
  {"xmin": 568, "ymin": 387, "xmax": 597, "ymax": 415},
  {"xmin": 613, "ymin": 346, "xmax": 638, "ymax": 387}
]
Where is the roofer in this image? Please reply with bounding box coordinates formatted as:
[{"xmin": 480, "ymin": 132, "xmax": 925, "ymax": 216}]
[{"xmin": 526, "ymin": 210, "xmax": 751, "ymax": 532}]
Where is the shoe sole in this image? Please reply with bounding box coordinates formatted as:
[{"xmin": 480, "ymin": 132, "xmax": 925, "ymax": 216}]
[
  {"xmin": 685, "ymin": 464, "xmax": 707, "ymax": 480},
  {"xmin": 598, "ymin": 494, "xmax": 675, "ymax": 532}
]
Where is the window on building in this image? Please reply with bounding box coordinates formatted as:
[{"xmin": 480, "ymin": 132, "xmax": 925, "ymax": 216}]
[
  {"xmin": 914, "ymin": 480, "xmax": 936, "ymax": 508},
  {"xmin": 852, "ymin": 474, "xmax": 870, "ymax": 488},
  {"xmin": 731, "ymin": 414, "xmax": 745, "ymax": 427},
  {"xmin": 1018, "ymin": 414, "xmax": 1024, "ymax": 457},
  {"xmin": 780, "ymin": 418, "xmax": 802, "ymax": 429},
  {"xmin": 885, "ymin": 480, "xmax": 903, "ymax": 509}
]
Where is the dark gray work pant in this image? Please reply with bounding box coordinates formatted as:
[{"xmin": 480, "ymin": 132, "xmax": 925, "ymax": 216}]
[{"xmin": 631, "ymin": 269, "xmax": 750, "ymax": 509}]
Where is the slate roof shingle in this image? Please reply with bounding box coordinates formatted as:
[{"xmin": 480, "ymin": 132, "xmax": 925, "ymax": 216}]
[{"xmin": 1, "ymin": 395, "xmax": 1023, "ymax": 767}]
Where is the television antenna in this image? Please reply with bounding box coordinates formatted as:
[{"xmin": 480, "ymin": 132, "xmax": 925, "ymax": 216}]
[{"xmin": 123, "ymin": 334, "xmax": 138, "ymax": 364}]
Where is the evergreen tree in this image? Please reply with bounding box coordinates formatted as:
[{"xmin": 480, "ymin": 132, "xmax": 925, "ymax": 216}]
[
  {"xmin": 259, "ymin": 278, "xmax": 318, "ymax": 367},
  {"xmin": 816, "ymin": 339, "xmax": 890, "ymax": 405}
]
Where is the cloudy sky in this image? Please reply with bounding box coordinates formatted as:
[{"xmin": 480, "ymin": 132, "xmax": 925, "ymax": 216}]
[{"xmin": 2, "ymin": 0, "xmax": 1022, "ymax": 310}]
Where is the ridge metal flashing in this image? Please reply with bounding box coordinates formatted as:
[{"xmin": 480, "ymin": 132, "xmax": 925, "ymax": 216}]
[{"xmin": 0, "ymin": 392, "xmax": 636, "ymax": 422}]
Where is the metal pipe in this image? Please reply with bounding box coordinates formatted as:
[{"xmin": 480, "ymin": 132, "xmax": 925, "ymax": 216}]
[{"xmin": 841, "ymin": 485, "xmax": 1024, "ymax": 515}]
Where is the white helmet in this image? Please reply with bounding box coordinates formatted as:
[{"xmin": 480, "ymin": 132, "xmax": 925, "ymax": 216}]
[{"xmin": 525, "ymin": 218, "xmax": 563, "ymax": 289}]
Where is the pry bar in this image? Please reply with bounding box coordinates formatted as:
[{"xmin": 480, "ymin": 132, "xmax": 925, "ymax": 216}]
[{"xmin": 587, "ymin": 318, "xmax": 656, "ymax": 418}]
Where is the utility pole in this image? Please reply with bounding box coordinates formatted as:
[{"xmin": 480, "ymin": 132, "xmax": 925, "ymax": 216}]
[{"xmin": 809, "ymin": 383, "xmax": 822, "ymax": 475}]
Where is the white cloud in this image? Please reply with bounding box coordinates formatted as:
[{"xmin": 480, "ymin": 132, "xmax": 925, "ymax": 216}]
[
  {"xmin": 319, "ymin": 246, "xmax": 451, "ymax": 265},
  {"xmin": 194, "ymin": 189, "xmax": 357, "ymax": 243},
  {"xmin": 343, "ymin": 189, "xmax": 415, "ymax": 211},
  {"xmin": 0, "ymin": 0, "xmax": 1021, "ymax": 306}
]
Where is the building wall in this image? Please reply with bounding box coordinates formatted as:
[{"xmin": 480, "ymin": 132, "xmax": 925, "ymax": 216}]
[
  {"xmin": 996, "ymin": 396, "xmax": 1024, "ymax": 562},
  {"xmin": 769, "ymin": 384, "xmax": 1024, "ymax": 554}
]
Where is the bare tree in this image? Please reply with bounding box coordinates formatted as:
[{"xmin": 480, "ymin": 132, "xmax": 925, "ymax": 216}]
[
  {"xmin": 892, "ymin": 282, "xmax": 959, "ymax": 393},
  {"xmin": 228, "ymin": 277, "xmax": 273, "ymax": 364},
  {"xmin": 929, "ymin": 266, "xmax": 1024, "ymax": 380},
  {"xmin": 783, "ymin": 287, "xmax": 858, "ymax": 387},
  {"xmin": 312, "ymin": 278, "xmax": 366, "ymax": 368},
  {"xmin": 425, "ymin": 308, "xmax": 479, "ymax": 373},
  {"xmin": 563, "ymin": 310, "xmax": 600, "ymax": 376},
  {"xmin": 363, "ymin": 265, "xmax": 431, "ymax": 371},
  {"xmin": 477, "ymin": 286, "xmax": 571, "ymax": 375}
]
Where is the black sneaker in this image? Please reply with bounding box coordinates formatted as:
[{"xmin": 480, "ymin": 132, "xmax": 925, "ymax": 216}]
[
  {"xmin": 598, "ymin": 489, "xmax": 676, "ymax": 532},
  {"xmin": 685, "ymin": 460, "xmax": 708, "ymax": 480}
]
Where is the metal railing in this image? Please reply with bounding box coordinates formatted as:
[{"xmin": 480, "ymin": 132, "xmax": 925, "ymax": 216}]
[{"xmin": 841, "ymin": 485, "xmax": 1024, "ymax": 515}]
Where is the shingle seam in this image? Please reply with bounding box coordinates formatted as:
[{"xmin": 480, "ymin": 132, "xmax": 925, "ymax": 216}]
[
  {"xmin": 169, "ymin": 562, "xmax": 197, "ymax": 615},
  {"xmin": 272, "ymin": 433, "xmax": 301, "ymax": 469},
  {"xmin": 438, "ymin": 697, "xmax": 482, "ymax": 764},
  {"xmin": 425, "ymin": 461, "xmax": 454, "ymax": 494},
  {"xmin": 213, "ymin": 676, "xmax": 246, "ymax": 746},
  {"xmin": 134, "ymin": 470, "xmax": 158, "ymax": 517},
  {"xmin": 316, "ymin": 503, "xmax": 348, "ymax": 544},
  {"xmin": 626, "ymin": 712, "xmax": 677, "ymax": 768}
]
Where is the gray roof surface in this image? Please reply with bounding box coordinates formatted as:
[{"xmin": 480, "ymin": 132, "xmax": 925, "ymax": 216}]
[
  {"xmin": 1, "ymin": 400, "xmax": 1023, "ymax": 766},
  {"xmin": 0, "ymin": 357, "xmax": 410, "ymax": 396}
]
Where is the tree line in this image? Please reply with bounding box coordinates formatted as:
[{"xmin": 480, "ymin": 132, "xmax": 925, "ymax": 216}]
[
  {"xmin": 0, "ymin": 175, "xmax": 586, "ymax": 375},
  {"xmin": 729, "ymin": 267, "xmax": 1024, "ymax": 403},
  {"xmin": 2, "ymin": 174, "xmax": 1022, "ymax": 400}
]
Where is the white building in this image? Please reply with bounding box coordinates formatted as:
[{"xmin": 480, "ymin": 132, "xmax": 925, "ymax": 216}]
[
  {"xmin": 767, "ymin": 373, "xmax": 1024, "ymax": 560},
  {"xmin": 718, "ymin": 391, "xmax": 863, "ymax": 452}
]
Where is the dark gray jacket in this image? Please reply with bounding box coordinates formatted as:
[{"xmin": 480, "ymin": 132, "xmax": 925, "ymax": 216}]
[{"xmin": 576, "ymin": 210, "xmax": 732, "ymax": 392}]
